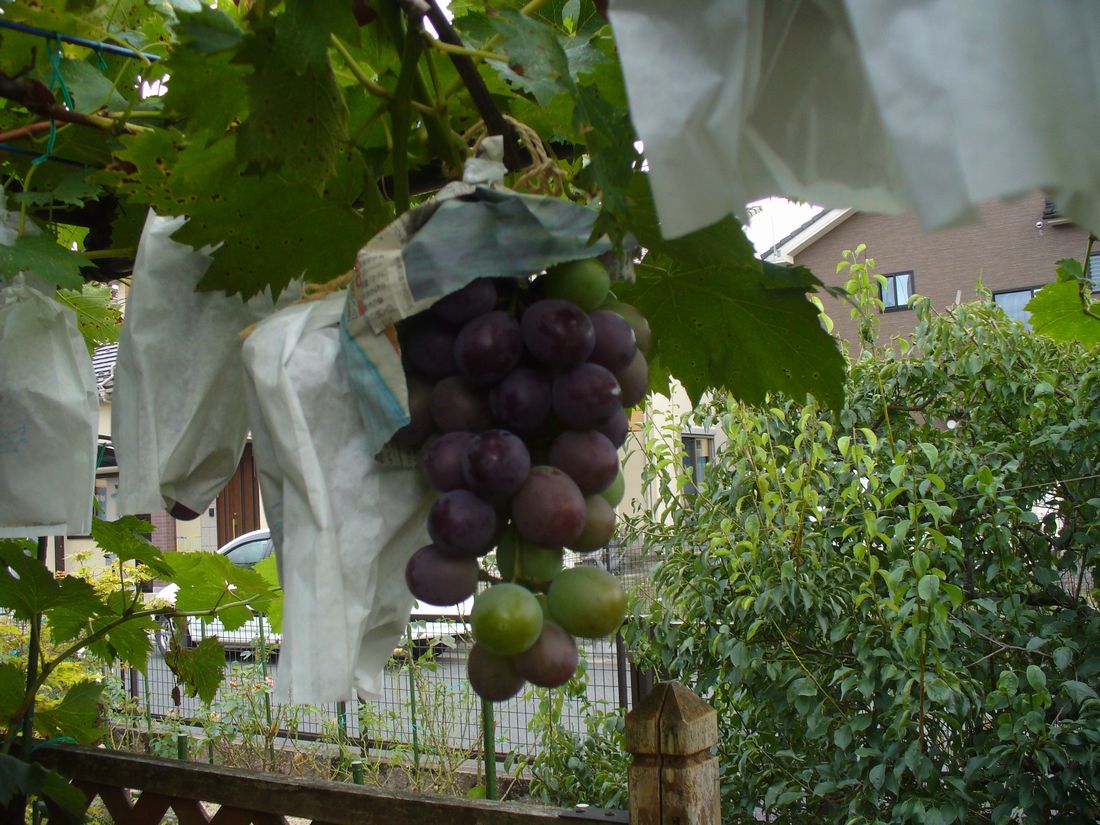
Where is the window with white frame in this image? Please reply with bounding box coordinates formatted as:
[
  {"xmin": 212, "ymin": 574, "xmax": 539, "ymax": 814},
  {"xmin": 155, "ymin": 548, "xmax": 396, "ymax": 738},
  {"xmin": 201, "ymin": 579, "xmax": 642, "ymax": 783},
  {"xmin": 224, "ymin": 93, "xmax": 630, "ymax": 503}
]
[
  {"xmin": 880, "ymin": 271, "xmax": 913, "ymax": 311},
  {"xmin": 682, "ymin": 434, "xmax": 714, "ymax": 495}
]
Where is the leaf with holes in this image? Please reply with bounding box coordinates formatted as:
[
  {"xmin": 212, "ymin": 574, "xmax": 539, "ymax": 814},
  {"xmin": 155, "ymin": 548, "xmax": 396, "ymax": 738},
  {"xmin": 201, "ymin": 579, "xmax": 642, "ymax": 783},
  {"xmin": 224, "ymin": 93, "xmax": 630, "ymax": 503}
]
[{"xmin": 614, "ymin": 175, "xmax": 845, "ymax": 409}]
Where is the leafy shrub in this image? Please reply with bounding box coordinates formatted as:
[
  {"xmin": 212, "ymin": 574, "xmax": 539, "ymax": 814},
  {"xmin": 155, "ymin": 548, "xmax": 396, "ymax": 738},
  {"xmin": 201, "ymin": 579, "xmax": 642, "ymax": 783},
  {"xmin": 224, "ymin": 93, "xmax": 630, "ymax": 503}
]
[{"xmin": 626, "ymin": 289, "xmax": 1100, "ymax": 823}]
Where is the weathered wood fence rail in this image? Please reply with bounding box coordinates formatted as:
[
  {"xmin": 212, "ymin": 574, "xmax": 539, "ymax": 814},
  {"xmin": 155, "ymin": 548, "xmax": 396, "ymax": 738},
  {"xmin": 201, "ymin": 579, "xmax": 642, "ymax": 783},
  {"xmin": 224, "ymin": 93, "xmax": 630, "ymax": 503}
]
[{"xmin": 31, "ymin": 682, "xmax": 719, "ymax": 825}]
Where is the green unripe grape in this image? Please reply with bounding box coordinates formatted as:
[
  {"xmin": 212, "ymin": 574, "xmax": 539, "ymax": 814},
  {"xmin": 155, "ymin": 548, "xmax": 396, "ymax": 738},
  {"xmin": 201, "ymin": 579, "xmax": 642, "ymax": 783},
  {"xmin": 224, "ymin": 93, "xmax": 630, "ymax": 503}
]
[
  {"xmin": 600, "ymin": 468, "xmax": 625, "ymax": 507},
  {"xmin": 543, "ymin": 259, "xmax": 611, "ymax": 311},
  {"xmin": 497, "ymin": 531, "xmax": 564, "ymax": 584},
  {"xmin": 471, "ymin": 583, "xmax": 544, "ymax": 656},
  {"xmin": 601, "ymin": 300, "xmax": 651, "ymax": 354},
  {"xmin": 568, "ymin": 495, "xmax": 616, "ymax": 552},
  {"xmin": 547, "ymin": 566, "xmax": 626, "ymax": 638}
]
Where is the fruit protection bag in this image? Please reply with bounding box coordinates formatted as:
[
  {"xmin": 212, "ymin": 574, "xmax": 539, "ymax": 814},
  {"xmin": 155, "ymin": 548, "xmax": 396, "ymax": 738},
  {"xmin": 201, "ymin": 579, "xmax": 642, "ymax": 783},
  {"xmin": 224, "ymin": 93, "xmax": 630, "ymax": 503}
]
[
  {"xmin": 113, "ymin": 211, "xmax": 282, "ymax": 517},
  {"xmin": 0, "ymin": 274, "xmax": 98, "ymax": 538},
  {"xmin": 340, "ymin": 144, "xmax": 628, "ymax": 459},
  {"xmin": 242, "ymin": 293, "xmax": 432, "ymax": 704}
]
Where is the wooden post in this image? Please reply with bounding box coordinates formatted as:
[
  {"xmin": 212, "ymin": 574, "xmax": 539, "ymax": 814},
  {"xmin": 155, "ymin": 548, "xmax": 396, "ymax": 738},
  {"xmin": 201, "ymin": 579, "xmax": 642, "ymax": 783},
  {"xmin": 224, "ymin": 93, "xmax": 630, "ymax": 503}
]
[{"xmin": 624, "ymin": 682, "xmax": 720, "ymax": 825}]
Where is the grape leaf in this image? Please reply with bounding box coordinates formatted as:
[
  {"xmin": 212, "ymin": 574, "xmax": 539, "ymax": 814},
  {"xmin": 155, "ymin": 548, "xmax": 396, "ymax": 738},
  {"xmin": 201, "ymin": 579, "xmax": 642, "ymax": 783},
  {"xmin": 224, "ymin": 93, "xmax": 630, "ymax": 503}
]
[
  {"xmin": 43, "ymin": 575, "xmax": 107, "ymax": 644},
  {"xmin": 174, "ymin": 6, "xmax": 244, "ymax": 53},
  {"xmin": 91, "ymin": 516, "xmax": 172, "ymax": 578},
  {"xmin": 161, "ymin": 48, "xmax": 251, "ymax": 145},
  {"xmin": 165, "ymin": 637, "xmax": 225, "ymax": 704},
  {"xmin": 615, "ymin": 175, "xmax": 845, "ymax": 410},
  {"xmin": 252, "ymin": 554, "xmax": 283, "ymax": 633},
  {"xmin": 235, "ymin": 15, "xmax": 348, "ymax": 186},
  {"xmin": 0, "ymin": 540, "xmax": 61, "ymax": 618},
  {"xmin": 486, "ymin": 9, "xmax": 575, "ymax": 106},
  {"xmin": 0, "ymin": 234, "xmax": 90, "ymax": 289},
  {"xmin": 88, "ymin": 609, "xmax": 155, "ymax": 671},
  {"xmin": 34, "ymin": 680, "xmax": 104, "ymax": 744},
  {"xmin": 0, "ymin": 663, "xmax": 24, "ymax": 726},
  {"xmin": 55, "ymin": 284, "xmax": 121, "ymax": 353},
  {"xmin": 58, "ymin": 59, "xmax": 127, "ymax": 112},
  {"xmin": 1026, "ymin": 260, "xmax": 1100, "ymax": 345},
  {"xmin": 13, "ymin": 171, "xmax": 102, "ymax": 208},
  {"xmin": 0, "ymin": 754, "xmax": 86, "ymax": 818}
]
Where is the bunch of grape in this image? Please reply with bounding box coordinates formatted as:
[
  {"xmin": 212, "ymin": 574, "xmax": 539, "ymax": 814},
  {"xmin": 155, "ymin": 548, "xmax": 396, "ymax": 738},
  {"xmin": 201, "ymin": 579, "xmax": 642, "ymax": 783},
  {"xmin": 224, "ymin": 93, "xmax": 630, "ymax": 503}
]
[{"xmin": 395, "ymin": 258, "xmax": 650, "ymax": 701}]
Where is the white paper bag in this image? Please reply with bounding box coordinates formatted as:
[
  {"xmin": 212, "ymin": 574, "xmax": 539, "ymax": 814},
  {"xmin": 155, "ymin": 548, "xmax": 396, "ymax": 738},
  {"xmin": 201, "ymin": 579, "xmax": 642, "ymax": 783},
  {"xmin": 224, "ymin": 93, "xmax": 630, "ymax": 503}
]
[
  {"xmin": 113, "ymin": 211, "xmax": 283, "ymax": 517},
  {"xmin": 242, "ymin": 293, "xmax": 432, "ymax": 704},
  {"xmin": 0, "ymin": 276, "xmax": 97, "ymax": 537}
]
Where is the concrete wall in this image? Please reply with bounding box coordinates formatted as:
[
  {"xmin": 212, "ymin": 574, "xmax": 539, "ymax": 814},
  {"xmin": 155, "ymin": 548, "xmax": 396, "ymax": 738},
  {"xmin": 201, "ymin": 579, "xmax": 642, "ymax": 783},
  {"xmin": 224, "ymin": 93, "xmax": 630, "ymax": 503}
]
[{"xmin": 792, "ymin": 191, "xmax": 1090, "ymax": 345}]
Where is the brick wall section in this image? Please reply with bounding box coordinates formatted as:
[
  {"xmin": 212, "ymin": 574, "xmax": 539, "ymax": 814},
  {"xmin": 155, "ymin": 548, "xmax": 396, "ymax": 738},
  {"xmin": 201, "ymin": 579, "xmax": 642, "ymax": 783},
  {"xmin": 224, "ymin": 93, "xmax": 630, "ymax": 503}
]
[
  {"xmin": 792, "ymin": 191, "xmax": 1091, "ymax": 345},
  {"xmin": 149, "ymin": 510, "xmax": 177, "ymax": 552}
]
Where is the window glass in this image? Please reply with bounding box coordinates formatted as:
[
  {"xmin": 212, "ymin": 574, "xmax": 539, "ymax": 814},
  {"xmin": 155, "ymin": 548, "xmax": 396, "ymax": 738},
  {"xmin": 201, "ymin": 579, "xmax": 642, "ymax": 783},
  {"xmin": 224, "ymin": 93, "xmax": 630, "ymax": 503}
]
[
  {"xmin": 224, "ymin": 539, "xmax": 272, "ymax": 568},
  {"xmin": 1088, "ymin": 252, "xmax": 1100, "ymax": 290},
  {"xmin": 994, "ymin": 289, "xmax": 1036, "ymax": 327},
  {"xmin": 881, "ymin": 271, "xmax": 914, "ymax": 310},
  {"xmin": 682, "ymin": 435, "xmax": 714, "ymax": 495}
]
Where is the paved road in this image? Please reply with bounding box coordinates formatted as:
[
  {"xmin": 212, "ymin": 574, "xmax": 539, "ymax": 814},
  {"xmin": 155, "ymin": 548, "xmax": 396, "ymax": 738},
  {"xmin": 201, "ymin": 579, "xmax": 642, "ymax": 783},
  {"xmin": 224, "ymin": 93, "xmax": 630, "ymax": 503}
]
[{"xmin": 128, "ymin": 638, "xmax": 631, "ymax": 756}]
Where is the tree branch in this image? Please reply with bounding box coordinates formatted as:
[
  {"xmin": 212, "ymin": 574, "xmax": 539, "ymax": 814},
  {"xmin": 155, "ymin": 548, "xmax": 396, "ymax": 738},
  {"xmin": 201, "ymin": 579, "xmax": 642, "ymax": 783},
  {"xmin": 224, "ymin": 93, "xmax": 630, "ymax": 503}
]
[
  {"xmin": 0, "ymin": 72, "xmax": 148, "ymax": 136},
  {"xmin": 418, "ymin": 0, "xmax": 523, "ymax": 171}
]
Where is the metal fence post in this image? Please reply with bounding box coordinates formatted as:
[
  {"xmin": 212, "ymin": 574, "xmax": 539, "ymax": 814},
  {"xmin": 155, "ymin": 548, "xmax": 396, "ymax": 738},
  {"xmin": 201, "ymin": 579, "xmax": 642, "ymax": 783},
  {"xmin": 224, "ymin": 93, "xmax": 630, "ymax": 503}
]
[{"xmin": 142, "ymin": 668, "xmax": 152, "ymax": 752}]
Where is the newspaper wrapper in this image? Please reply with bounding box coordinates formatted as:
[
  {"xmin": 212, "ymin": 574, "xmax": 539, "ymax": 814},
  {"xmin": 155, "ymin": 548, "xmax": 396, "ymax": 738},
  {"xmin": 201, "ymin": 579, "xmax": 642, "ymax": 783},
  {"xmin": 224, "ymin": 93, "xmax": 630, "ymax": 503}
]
[
  {"xmin": 113, "ymin": 211, "xmax": 293, "ymax": 517},
  {"xmin": 340, "ymin": 148, "xmax": 634, "ymax": 461},
  {"xmin": 242, "ymin": 293, "xmax": 431, "ymax": 703},
  {"xmin": 610, "ymin": 1, "xmax": 1100, "ymax": 239},
  {"xmin": 0, "ymin": 275, "xmax": 98, "ymax": 538}
]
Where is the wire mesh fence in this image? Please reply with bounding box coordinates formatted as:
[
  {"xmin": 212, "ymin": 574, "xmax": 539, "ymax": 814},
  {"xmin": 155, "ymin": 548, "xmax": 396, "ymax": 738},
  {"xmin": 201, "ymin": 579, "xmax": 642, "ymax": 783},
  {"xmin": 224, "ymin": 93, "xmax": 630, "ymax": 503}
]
[{"xmin": 112, "ymin": 542, "xmax": 660, "ymax": 762}]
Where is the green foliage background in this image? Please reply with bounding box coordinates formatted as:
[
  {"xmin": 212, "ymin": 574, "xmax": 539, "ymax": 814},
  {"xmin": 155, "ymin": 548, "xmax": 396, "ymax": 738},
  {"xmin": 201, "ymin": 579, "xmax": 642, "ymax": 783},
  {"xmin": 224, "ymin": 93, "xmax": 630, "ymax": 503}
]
[{"xmin": 627, "ymin": 295, "xmax": 1100, "ymax": 823}]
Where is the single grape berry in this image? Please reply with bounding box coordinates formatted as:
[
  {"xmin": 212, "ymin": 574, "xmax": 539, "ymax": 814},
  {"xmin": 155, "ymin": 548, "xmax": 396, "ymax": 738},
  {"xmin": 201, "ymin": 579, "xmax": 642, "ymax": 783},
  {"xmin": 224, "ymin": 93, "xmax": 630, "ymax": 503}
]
[
  {"xmin": 512, "ymin": 621, "xmax": 579, "ymax": 688},
  {"xmin": 521, "ymin": 299, "xmax": 596, "ymax": 367},
  {"xmin": 542, "ymin": 259, "xmax": 611, "ymax": 311},
  {"xmin": 552, "ymin": 363, "xmax": 622, "ymax": 429},
  {"xmin": 421, "ymin": 431, "xmax": 474, "ymax": 492},
  {"xmin": 427, "ymin": 490, "xmax": 497, "ymax": 558},
  {"xmin": 433, "ymin": 278, "xmax": 498, "ymax": 325},
  {"xmin": 568, "ymin": 494, "xmax": 617, "ymax": 552},
  {"xmin": 462, "ymin": 430, "xmax": 531, "ymax": 497},
  {"xmin": 511, "ymin": 466, "xmax": 586, "ymax": 547},
  {"xmin": 496, "ymin": 532, "xmax": 563, "ymax": 584},
  {"xmin": 392, "ymin": 376, "xmax": 435, "ymax": 449},
  {"xmin": 600, "ymin": 468, "xmax": 626, "ymax": 507},
  {"xmin": 548, "ymin": 430, "xmax": 619, "ymax": 495},
  {"xmin": 616, "ymin": 349, "xmax": 650, "ymax": 407},
  {"xmin": 548, "ymin": 567, "xmax": 626, "ymax": 638},
  {"xmin": 588, "ymin": 310, "xmax": 637, "ymax": 373},
  {"xmin": 593, "ymin": 409, "xmax": 630, "ymax": 448},
  {"xmin": 468, "ymin": 643, "xmax": 526, "ymax": 702},
  {"xmin": 455, "ymin": 310, "xmax": 523, "ymax": 386},
  {"xmin": 430, "ymin": 376, "xmax": 493, "ymax": 433},
  {"xmin": 403, "ymin": 319, "xmax": 458, "ymax": 379},
  {"xmin": 405, "ymin": 544, "xmax": 479, "ymax": 606},
  {"xmin": 471, "ymin": 583, "xmax": 544, "ymax": 656},
  {"xmin": 489, "ymin": 367, "xmax": 552, "ymax": 433},
  {"xmin": 601, "ymin": 300, "xmax": 651, "ymax": 354}
]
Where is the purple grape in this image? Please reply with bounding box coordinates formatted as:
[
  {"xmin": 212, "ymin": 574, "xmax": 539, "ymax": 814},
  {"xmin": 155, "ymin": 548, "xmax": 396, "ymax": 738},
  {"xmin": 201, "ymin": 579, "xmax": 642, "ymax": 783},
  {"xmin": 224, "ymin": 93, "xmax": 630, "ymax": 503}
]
[
  {"xmin": 462, "ymin": 430, "xmax": 531, "ymax": 497},
  {"xmin": 551, "ymin": 363, "xmax": 622, "ymax": 429},
  {"xmin": 593, "ymin": 409, "xmax": 629, "ymax": 448},
  {"xmin": 588, "ymin": 310, "xmax": 637, "ymax": 373},
  {"xmin": 521, "ymin": 299, "xmax": 595, "ymax": 367},
  {"xmin": 511, "ymin": 466, "xmax": 586, "ymax": 547},
  {"xmin": 433, "ymin": 278, "xmax": 498, "ymax": 325},
  {"xmin": 421, "ymin": 431, "xmax": 474, "ymax": 492},
  {"xmin": 489, "ymin": 367, "xmax": 552, "ymax": 433},
  {"xmin": 405, "ymin": 544, "xmax": 479, "ymax": 606},
  {"xmin": 428, "ymin": 489, "xmax": 497, "ymax": 558},
  {"xmin": 512, "ymin": 621, "xmax": 578, "ymax": 688},
  {"xmin": 548, "ymin": 430, "xmax": 619, "ymax": 495},
  {"xmin": 468, "ymin": 643, "xmax": 526, "ymax": 701},
  {"xmin": 616, "ymin": 349, "xmax": 650, "ymax": 407},
  {"xmin": 392, "ymin": 375, "xmax": 435, "ymax": 449},
  {"xmin": 404, "ymin": 320, "xmax": 458, "ymax": 379},
  {"xmin": 455, "ymin": 310, "xmax": 523, "ymax": 386},
  {"xmin": 430, "ymin": 376, "xmax": 493, "ymax": 432}
]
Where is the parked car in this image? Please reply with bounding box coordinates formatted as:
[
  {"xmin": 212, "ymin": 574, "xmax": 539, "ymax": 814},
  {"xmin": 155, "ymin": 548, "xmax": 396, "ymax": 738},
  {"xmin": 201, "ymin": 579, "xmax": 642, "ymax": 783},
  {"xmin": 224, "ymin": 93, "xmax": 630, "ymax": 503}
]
[{"xmin": 152, "ymin": 530, "xmax": 471, "ymax": 658}]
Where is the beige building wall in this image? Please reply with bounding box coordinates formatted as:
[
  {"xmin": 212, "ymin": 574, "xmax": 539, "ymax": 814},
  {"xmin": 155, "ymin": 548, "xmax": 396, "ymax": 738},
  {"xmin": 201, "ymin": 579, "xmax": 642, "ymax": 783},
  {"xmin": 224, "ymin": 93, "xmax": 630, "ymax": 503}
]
[{"xmin": 792, "ymin": 191, "xmax": 1090, "ymax": 345}]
